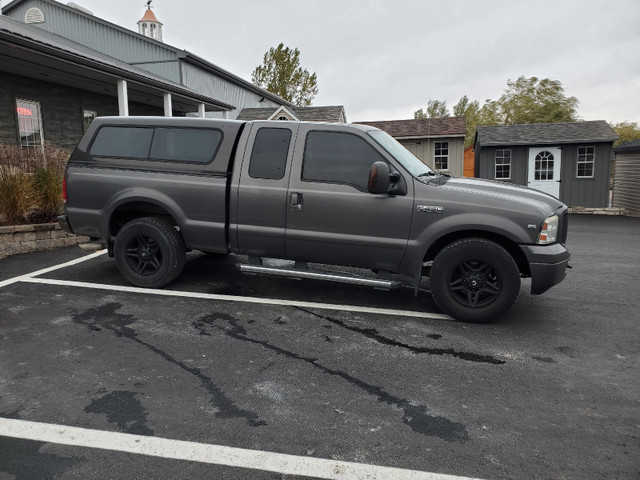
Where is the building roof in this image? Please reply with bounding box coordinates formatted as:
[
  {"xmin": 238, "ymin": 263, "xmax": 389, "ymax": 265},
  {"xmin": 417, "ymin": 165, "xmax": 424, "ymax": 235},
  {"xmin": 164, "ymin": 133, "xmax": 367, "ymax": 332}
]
[
  {"xmin": 613, "ymin": 139, "xmax": 640, "ymax": 151},
  {"xmin": 0, "ymin": 14, "xmax": 233, "ymax": 112},
  {"xmin": 475, "ymin": 121, "xmax": 618, "ymax": 147},
  {"xmin": 138, "ymin": 8, "xmax": 161, "ymax": 25},
  {"xmin": 2, "ymin": 0, "xmax": 293, "ymax": 108},
  {"xmin": 237, "ymin": 106, "xmax": 346, "ymax": 123},
  {"xmin": 355, "ymin": 118, "xmax": 467, "ymax": 139}
]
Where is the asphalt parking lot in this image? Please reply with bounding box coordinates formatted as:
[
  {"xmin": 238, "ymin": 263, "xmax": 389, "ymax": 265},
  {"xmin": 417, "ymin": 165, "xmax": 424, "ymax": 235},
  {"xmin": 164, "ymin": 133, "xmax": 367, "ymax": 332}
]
[{"xmin": 0, "ymin": 214, "xmax": 638, "ymax": 480}]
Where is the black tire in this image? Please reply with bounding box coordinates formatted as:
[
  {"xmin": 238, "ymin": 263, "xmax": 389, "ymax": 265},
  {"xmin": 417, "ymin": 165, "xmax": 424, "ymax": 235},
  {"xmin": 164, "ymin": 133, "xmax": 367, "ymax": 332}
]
[
  {"xmin": 430, "ymin": 238, "xmax": 520, "ymax": 323},
  {"xmin": 114, "ymin": 217, "xmax": 186, "ymax": 288}
]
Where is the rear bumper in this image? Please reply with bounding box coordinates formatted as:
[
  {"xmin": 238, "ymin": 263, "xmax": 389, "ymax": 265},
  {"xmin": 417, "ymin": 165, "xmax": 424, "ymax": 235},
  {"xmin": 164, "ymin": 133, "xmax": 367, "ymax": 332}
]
[
  {"xmin": 57, "ymin": 215, "xmax": 73, "ymax": 234},
  {"xmin": 521, "ymin": 243, "xmax": 571, "ymax": 295}
]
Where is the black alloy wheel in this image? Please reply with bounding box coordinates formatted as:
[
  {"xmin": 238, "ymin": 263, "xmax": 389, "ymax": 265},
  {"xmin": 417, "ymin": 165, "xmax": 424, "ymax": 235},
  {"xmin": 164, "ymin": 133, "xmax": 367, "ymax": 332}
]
[
  {"xmin": 430, "ymin": 238, "xmax": 521, "ymax": 323},
  {"xmin": 114, "ymin": 217, "xmax": 186, "ymax": 288}
]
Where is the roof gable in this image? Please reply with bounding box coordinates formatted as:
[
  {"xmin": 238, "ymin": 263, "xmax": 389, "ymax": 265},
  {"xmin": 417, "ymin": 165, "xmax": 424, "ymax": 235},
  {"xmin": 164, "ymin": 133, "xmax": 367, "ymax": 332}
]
[
  {"xmin": 237, "ymin": 106, "xmax": 346, "ymax": 123},
  {"xmin": 476, "ymin": 121, "xmax": 618, "ymax": 147},
  {"xmin": 356, "ymin": 118, "xmax": 467, "ymax": 138}
]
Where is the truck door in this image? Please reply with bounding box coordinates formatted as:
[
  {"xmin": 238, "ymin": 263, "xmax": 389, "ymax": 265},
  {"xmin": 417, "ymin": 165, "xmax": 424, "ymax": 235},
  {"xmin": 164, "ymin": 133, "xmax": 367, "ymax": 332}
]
[
  {"xmin": 285, "ymin": 125, "xmax": 413, "ymax": 271},
  {"xmin": 234, "ymin": 123, "xmax": 298, "ymax": 257}
]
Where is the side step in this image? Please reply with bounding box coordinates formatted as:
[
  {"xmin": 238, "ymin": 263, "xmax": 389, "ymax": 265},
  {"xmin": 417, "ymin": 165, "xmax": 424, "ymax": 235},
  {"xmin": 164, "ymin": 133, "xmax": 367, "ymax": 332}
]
[{"xmin": 239, "ymin": 261, "xmax": 400, "ymax": 290}]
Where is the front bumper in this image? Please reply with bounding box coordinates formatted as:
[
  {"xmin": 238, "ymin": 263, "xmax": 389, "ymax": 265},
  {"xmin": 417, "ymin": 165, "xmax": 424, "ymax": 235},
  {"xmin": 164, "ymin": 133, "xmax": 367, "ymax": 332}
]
[{"xmin": 521, "ymin": 243, "xmax": 571, "ymax": 295}]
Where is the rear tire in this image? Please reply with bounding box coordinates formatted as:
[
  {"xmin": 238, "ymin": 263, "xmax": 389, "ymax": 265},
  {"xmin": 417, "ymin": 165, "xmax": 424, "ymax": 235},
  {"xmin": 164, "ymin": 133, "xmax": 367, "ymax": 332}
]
[
  {"xmin": 430, "ymin": 238, "xmax": 520, "ymax": 323},
  {"xmin": 114, "ymin": 217, "xmax": 186, "ymax": 288}
]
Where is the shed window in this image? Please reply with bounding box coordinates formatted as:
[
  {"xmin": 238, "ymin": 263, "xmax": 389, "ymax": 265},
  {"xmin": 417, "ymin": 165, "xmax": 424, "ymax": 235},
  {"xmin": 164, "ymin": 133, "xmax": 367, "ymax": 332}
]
[
  {"xmin": 435, "ymin": 142, "xmax": 449, "ymax": 170},
  {"xmin": 16, "ymin": 98, "xmax": 43, "ymax": 149},
  {"xmin": 577, "ymin": 146, "xmax": 595, "ymax": 178},
  {"xmin": 495, "ymin": 149, "xmax": 511, "ymax": 179}
]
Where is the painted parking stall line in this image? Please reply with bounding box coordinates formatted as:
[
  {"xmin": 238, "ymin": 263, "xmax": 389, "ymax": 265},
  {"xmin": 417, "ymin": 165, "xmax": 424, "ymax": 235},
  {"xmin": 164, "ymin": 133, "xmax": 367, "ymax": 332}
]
[
  {"xmin": 22, "ymin": 276, "xmax": 452, "ymax": 321},
  {"xmin": 0, "ymin": 250, "xmax": 107, "ymax": 289},
  {"xmin": 0, "ymin": 418, "xmax": 483, "ymax": 480}
]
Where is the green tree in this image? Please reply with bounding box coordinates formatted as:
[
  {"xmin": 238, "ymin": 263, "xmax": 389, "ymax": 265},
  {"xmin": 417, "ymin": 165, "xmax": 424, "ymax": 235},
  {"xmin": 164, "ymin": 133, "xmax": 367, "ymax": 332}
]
[
  {"xmin": 611, "ymin": 121, "xmax": 640, "ymax": 146},
  {"xmin": 415, "ymin": 99, "xmax": 450, "ymax": 119},
  {"xmin": 497, "ymin": 76, "xmax": 579, "ymax": 124},
  {"xmin": 251, "ymin": 43, "xmax": 318, "ymax": 107}
]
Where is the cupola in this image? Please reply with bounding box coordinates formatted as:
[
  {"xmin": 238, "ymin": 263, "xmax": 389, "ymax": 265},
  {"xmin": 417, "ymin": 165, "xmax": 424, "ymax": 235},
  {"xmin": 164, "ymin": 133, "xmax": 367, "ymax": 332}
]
[{"xmin": 137, "ymin": 1, "xmax": 163, "ymax": 42}]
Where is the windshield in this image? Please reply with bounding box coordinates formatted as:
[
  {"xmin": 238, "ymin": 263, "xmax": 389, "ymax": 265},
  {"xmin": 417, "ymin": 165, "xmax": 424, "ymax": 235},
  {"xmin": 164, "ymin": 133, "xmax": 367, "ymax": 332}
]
[{"xmin": 367, "ymin": 129, "xmax": 435, "ymax": 178}]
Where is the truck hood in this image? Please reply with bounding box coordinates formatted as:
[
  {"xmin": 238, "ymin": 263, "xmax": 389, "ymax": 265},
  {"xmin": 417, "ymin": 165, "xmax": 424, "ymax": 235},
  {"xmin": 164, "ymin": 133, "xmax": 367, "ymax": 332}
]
[{"xmin": 435, "ymin": 176, "xmax": 565, "ymax": 216}]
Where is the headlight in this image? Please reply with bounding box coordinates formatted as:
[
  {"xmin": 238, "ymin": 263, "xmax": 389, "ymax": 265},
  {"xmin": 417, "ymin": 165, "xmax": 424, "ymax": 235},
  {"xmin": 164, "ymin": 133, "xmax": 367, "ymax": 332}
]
[{"xmin": 538, "ymin": 215, "xmax": 559, "ymax": 244}]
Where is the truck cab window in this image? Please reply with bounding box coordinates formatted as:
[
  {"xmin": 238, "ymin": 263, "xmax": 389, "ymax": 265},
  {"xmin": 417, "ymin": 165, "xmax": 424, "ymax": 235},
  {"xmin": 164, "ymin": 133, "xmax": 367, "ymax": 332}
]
[
  {"xmin": 303, "ymin": 131, "xmax": 384, "ymax": 191},
  {"xmin": 249, "ymin": 128, "xmax": 291, "ymax": 180}
]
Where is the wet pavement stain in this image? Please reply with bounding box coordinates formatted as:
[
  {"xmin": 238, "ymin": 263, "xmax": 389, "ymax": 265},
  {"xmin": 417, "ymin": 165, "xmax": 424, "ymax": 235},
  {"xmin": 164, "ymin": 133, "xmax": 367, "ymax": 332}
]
[
  {"xmin": 84, "ymin": 390, "xmax": 154, "ymax": 436},
  {"xmin": 297, "ymin": 307, "xmax": 504, "ymax": 365},
  {"xmin": 196, "ymin": 313, "xmax": 469, "ymax": 443},
  {"xmin": 72, "ymin": 303, "xmax": 266, "ymax": 427},
  {"xmin": 0, "ymin": 436, "xmax": 80, "ymax": 480}
]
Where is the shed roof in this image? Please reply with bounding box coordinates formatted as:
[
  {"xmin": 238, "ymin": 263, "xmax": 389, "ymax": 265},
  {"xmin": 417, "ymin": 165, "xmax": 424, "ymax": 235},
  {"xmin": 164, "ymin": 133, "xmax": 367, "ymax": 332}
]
[
  {"xmin": 237, "ymin": 106, "xmax": 346, "ymax": 123},
  {"xmin": 355, "ymin": 118, "xmax": 467, "ymax": 139},
  {"xmin": 475, "ymin": 121, "xmax": 618, "ymax": 147},
  {"xmin": 613, "ymin": 139, "xmax": 640, "ymax": 151}
]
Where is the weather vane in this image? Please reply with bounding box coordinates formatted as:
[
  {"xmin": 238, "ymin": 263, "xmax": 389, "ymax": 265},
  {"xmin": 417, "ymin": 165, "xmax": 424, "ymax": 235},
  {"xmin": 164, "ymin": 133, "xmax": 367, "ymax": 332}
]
[{"xmin": 146, "ymin": 0, "xmax": 153, "ymax": 9}]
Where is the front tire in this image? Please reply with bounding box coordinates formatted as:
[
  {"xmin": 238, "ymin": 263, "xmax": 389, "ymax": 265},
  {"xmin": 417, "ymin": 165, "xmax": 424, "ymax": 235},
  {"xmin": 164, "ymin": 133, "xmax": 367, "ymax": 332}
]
[
  {"xmin": 114, "ymin": 217, "xmax": 186, "ymax": 288},
  {"xmin": 430, "ymin": 238, "xmax": 521, "ymax": 323}
]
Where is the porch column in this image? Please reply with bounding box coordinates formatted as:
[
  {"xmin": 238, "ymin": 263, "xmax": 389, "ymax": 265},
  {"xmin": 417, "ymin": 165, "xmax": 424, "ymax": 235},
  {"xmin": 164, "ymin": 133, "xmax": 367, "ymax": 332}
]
[
  {"xmin": 198, "ymin": 103, "xmax": 206, "ymax": 118},
  {"xmin": 163, "ymin": 93, "xmax": 172, "ymax": 117},
  {"xmin": 222, "ymin": 110, "xmax": 229, "ymax": 119},
  {"xmin": 117, "ymin": 79, "xmax": 129, "ymax": 116}
]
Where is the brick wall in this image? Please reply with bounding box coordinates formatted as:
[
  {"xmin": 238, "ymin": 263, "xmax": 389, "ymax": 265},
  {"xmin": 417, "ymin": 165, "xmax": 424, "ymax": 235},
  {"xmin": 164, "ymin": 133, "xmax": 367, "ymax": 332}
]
[{"xmin": 0, "ymin": 223, "xmax": 90, "ymax": 259}]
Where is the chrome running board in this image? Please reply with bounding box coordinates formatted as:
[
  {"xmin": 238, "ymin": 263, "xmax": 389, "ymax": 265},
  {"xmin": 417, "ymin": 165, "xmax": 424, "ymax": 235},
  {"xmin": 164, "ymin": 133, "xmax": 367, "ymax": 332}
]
[{"xmin": 239, "ymin": 263, "xmax": 400, "ymax": 290}]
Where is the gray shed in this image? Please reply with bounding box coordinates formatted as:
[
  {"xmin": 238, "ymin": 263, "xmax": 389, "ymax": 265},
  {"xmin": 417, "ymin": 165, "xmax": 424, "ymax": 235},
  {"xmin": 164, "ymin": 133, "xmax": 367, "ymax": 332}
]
[
  {"xmin": 474, "ymin": 121, "xmax": 618, "ymax": 208},
  {"xmin": 612, "ymin": 140, "xmax": 640, "ymax": 217}
]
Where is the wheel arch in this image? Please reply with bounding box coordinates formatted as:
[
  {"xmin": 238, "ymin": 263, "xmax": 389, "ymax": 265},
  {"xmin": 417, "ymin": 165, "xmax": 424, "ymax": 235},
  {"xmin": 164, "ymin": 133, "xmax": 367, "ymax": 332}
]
[{"xmin": 424, "ymin": 230, "xmax": 530, "ymax": 277}]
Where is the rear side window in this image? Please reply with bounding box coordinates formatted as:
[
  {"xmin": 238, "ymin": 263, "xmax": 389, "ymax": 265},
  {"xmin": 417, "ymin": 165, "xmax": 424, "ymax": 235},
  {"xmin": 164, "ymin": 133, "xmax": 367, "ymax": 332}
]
[
  {"xmin": 303, "ymin": 131, "xmax": 384, "ymax": 190},
  {"xmin": 150, "ymin": 128, "xmax": 222, "ymax": 163},
  {"xmin": 249, "ymin": 128, "xmax": 292, "ymax": 180},
  {"xmin": 89, "ymin": 126, "xmax": 222, "ymax": 164},
  {"xmin": 90, "ymin": 127, "xmax": 153, "ymax": 159}
]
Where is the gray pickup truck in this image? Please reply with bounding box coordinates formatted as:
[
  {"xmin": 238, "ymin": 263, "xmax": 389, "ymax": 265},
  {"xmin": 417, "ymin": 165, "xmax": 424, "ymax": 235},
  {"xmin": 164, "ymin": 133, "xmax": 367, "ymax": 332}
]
[{"xmin": 59, "ymin": 116, "xmax": 570, "ymax": 322}]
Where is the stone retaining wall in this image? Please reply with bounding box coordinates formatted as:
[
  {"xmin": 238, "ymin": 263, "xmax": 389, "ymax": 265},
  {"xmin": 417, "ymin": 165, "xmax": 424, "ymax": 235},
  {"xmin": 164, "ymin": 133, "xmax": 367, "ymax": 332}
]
[{"xmin": 0, "ymin": 223, "xmax": 90, "ymax": 259}]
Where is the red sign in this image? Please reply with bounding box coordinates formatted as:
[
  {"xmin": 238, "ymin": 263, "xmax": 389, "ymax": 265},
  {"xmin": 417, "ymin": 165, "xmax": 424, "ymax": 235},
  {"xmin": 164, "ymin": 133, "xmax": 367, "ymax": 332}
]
[{"xmin": 17, "ymin": 107, "xmax": 33, "ymax": 116}]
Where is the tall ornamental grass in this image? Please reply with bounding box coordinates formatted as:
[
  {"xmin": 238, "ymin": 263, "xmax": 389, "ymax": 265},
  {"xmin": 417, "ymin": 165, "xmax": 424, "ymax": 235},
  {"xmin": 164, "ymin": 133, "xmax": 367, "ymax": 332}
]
[{"xmin": 0, "ymin": 143, "xmax": 70, "ymax": 225}]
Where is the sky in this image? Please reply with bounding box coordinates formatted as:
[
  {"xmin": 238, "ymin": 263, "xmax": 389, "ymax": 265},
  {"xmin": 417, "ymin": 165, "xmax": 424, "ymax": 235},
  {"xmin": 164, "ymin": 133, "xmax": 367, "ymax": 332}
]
[{"xmin": 12, "ymin": 0, "xmax": 640, "ymax": 124}]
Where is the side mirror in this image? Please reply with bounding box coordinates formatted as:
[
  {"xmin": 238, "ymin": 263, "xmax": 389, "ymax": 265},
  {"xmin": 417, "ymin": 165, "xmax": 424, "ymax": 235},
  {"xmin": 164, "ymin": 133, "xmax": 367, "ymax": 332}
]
[{"xmin": 368, "ymin": 161, "xmax": 390, "ymax": 194}]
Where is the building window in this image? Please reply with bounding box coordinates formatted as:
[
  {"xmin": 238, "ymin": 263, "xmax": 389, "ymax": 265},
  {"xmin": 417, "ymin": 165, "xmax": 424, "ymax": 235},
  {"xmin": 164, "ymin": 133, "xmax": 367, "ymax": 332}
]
[
  {"xmin": 435, "ymin": 142, "xmax": 449, "ymax": 170},
  {"xmin": 83, "ymin": 109, "xmax": 97, "ymax": 132},
  {"xmin": 16, "ymin": 98, "xmax": 44, "ymax": 149},
  {"xmin": 495, "ymin": 149, "xmax": 511, "ymax": 179},
  {"xmin": 141, "ymin": 22, "xmax": 147, "ymax": 35},
  {"xmin": 577, "ymin": 146, "xmax": 595, "ymax": 178}
]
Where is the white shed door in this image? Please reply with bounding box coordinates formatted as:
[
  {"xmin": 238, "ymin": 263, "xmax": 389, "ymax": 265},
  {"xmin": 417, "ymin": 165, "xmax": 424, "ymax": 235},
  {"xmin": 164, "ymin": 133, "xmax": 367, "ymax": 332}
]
[{"xmin": 528, "ymin": 147, "xmax": 561, "ymax": 198}]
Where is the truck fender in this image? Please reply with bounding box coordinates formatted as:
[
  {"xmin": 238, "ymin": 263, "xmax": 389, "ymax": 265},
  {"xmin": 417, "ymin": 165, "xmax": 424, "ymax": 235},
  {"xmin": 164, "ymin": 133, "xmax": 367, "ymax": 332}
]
[
  {"xmin": 102, "ymin": 187, "xmax": 186, "ymax": 240},
  {"xmin": 403, "ymin": 212, "xmax": 533, "ymax": 291}
]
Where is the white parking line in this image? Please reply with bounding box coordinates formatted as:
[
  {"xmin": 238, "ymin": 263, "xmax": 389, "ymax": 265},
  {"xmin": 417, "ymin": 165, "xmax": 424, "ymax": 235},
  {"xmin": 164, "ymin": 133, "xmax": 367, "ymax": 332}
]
[
  {"xmin": 22, "ymin": 276, "xmax": 451, "ymax": 320},
  {"xmin": 1, "ymin": 248, "xmax": 451, "ymax": 320},
  {"xmin": 0, "ymin": 250, "xmax": 107, "ymax": 288},
  {"xmin": 0, "ymin": 418, "xmax": 482, "ymax": 480}
]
